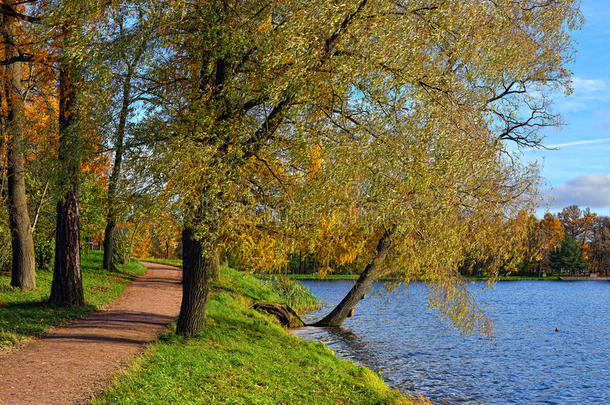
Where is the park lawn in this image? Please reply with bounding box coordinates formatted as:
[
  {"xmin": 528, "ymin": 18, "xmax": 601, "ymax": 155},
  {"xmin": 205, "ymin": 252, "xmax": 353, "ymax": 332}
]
[
  {"xmin": 92, "ymin": 266, "xmax": 422, "ymax": 405},
  {"xmin": 0, "ymin": 250, "xmax": 147, "ymax": 348}
]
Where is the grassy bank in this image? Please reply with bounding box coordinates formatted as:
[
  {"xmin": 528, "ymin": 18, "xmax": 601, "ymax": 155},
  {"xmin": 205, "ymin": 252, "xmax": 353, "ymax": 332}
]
[
  {"xmin": 0, "ymin": 250, "xmax": 146, "ymax": 348},
  {"xmin": 93, "ymin": 266, "xmax": 424, "ymax": 404}
]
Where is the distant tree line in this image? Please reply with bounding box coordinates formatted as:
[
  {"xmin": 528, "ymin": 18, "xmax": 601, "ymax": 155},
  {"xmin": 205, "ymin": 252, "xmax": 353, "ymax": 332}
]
[
  {"xmin": 460, "ymin": 205, "xmax": 609, "ymax": 277},
  {"xmin": 282, "ymin": 205, "xmax": 609, "ymax": 278}
]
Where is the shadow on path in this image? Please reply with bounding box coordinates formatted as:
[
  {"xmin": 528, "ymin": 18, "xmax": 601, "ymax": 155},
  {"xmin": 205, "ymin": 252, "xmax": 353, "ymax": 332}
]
[{"xmin": 0, "ymin": 262, "xmax": 182, "ymax": 405}]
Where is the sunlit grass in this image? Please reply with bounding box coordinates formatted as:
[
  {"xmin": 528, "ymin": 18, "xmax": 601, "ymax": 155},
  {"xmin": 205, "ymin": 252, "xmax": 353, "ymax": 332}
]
[
  {"xmin": 92, "ymin": 266, "xmax": 419, "ymax": 405},
  {"xmin": 135, "ymin": 257, "xmax": 183, "ymax": 268}
]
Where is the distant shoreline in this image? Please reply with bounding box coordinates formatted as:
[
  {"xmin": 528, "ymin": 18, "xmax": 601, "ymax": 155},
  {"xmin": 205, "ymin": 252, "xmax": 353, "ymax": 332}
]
[
  {"xmin": 259, "ymin": 274, "xmax": 562, "ymax": 281},
  {"xmin": 558, "ymin": 276, "xmax": 610, "ymax": 281}
]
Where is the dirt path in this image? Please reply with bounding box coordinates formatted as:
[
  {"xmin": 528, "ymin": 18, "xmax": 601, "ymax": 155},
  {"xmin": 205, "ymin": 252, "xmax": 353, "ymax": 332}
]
[{"xmin": 0, "ymin": 261, "xmax": 182, "ymax": 405}]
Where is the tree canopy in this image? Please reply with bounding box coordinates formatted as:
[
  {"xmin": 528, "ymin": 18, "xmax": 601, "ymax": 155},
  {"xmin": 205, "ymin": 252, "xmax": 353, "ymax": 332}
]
[{"xmin": 0, "ymin": 0, "xmax": 583, "ymax": 337}]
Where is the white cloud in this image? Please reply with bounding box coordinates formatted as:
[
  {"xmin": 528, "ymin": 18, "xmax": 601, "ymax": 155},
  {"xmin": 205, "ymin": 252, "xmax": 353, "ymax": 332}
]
[
  {"xmin": 571, "ymin": 77, "xmax": 607, "ymax": 94},
  {"xmin": 548, "ymin": 174, "xmax": 610, "ymax": 209}
]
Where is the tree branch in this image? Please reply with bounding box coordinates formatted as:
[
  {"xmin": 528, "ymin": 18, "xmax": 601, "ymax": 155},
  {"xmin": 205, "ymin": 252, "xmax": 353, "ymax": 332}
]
[{"xmin": 0, "ymin": 4, "xmax": 41, "ymax": 23}]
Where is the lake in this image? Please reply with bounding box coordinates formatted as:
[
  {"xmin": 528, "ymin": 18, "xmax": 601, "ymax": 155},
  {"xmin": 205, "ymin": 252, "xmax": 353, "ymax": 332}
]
[{"xmin": 295, "ymin": 280, "xmax": 610, "ymax": 404}]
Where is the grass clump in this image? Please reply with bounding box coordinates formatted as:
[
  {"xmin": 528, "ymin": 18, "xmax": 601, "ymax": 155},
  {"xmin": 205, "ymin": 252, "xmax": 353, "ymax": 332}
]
[
  {"xmin": 0, "ymin": 250, "xmax": 146, "ymax": 348},
  {"xmin": 93, "ymin": 266, "xmax": 416, "ymax": 405},
  {"xmin": 265, "ymin": 275, "xmax": 322, "ymax": 312},
  {"xmin": 215, "ymin": 267, "xmax": 321, "ymax": 313}
]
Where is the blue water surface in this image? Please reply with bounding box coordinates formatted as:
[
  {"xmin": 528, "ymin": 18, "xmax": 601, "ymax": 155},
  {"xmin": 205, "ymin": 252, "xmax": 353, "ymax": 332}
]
[{"xmin": 295, "ymin": 280, "xmax": 610, "ymax": 404}]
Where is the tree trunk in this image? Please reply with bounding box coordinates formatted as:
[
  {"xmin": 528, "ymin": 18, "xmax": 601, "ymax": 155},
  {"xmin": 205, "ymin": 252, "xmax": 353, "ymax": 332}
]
[
  {"xmin": 1, "ymin": 12, "xmax": 36, "ymax": 289},
  {"xmin": 102, "ymin": 219, "xmax": 116, "ymax": 270},
  {"xmin": 299, "ymin": 250, "xmax": 305, "ymax": 274},
  {"xmin": 221, "ymin": 249, "xmax": 228, "ymax": 267},
  {"xmin": 49, "ymin": 53, "xmax": 84, "ymax": 306},
  {"xmin": 312, "ymin": 231, "xmax": 391, "ymax": 327},
  {"xmin": 103, "ymin": 67, "xmax": 133, "ymax": 270},
  {"xmin": 176, "ymin": 224, "xmax": 219, "ymax": 336},
  {"xmin": 252, "ymin": 303, "xmax": 304, "ymax": 328},
  {"xmin": 50, "ymin": 189, "xmax": 84, "ymax": 306},
  {"xmin": 8, "ymin": 138, "xmax": 36, "ymax": 289}
]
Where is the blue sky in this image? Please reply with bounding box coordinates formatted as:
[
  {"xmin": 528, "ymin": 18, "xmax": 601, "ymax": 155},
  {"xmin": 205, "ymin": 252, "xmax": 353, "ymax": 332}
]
[{"xmin": 523, "ymin": 0, "xmax": 610, "ymax": 217}]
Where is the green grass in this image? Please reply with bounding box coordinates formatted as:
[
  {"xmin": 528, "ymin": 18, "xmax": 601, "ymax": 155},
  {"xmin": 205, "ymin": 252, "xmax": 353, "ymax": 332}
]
[
  {"xmin": 136, "ymin": 257, "xmax": 183, "ymax": 268},
  {"xmin": 0, "ymin": 250, "xmax": 147, "ymax": 348},
  {"xmin": 265, "ymin": 275, "xmax": 322, "ymax": 312},
  {"xmin": 92, "ymin": 266, "xmax": 421, "ymax": 405},
  {"xmin": 211, "ymin": 267, "xmax": 321, "ymax": 314}
]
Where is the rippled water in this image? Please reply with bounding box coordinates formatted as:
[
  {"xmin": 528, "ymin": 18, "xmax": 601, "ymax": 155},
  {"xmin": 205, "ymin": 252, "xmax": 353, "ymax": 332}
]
[{"xmin": 295, "ymin": 280, "xmax": 610, "ymax": 404}]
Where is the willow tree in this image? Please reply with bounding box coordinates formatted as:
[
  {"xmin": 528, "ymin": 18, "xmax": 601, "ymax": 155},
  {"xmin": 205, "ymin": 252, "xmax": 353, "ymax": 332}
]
[
  {"xmin": 282, "ymin": 0, "xmax": 580, "ymax": 329},
  {"xmin": 255, "ymin": 0, "xmax": 580, "ymax": 329},
  {"xmin": 235, "ymin": 93, "xmax": 540, "ymax": 333},
  {"xmin": 142, "ymin": 0, "xmax": 388, "ymax": 336},
  {"xmin": 142, "ymin": 0, "xmax": 580, "ymax": 336}
]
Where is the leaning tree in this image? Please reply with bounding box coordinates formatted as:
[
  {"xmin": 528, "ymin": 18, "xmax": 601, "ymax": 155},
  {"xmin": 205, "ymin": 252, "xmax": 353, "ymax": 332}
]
[{"xmin": 138, "ymin": 0, "xmax": 580, "ymax": 336}]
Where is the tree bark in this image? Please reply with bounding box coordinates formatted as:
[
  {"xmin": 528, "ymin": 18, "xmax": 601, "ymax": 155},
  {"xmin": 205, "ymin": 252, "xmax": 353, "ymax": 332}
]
[
  {"xmin": 252, "ymin": 303, "xmax": 304, "ymax": 328},
  {"xmin": 299, "ymin": 250, "xmax": 305, "ymax": 274},
  {"xmin": 311, "ymin": 231, "xmax": 391, "ymax": 327},
  {"xmin": 49, "ymin": 53, "xmax": 84, "ymax": 306},
  {"xmin": 1, "ymin": 8, "xmax": 36, "ymax": 289},
  {"xmin": 102, "ymin": 218, "xmax": 116, "ymax": 270},
  {"xmin": 176, "ymin": 223, "xmax": 219, "ymax": 336},
  {"xmin": 50, "ymin": 189, "xmax": 84, "ymax": 306},
  {"xmin": 7, "ymin": 130, "xmax": 36, "ymax": 289}
]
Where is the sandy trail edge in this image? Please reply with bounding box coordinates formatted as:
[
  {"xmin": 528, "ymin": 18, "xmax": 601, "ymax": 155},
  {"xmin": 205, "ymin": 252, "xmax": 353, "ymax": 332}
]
[{"xmin": 0, "ymin": 261, "xmax": 182, "ymax": 405}]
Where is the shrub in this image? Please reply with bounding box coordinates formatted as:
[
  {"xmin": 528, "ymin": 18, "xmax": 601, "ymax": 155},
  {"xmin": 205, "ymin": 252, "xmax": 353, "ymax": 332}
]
[{"xmin": 267, "ymin": 275, "xmax": 321, "ymax": 313}]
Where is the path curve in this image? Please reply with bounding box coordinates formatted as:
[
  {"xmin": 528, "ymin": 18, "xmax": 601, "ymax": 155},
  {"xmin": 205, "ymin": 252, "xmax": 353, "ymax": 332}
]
[{"xmin": 0, "ymin": 261, "xmax": 182, "ymax": 405}]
